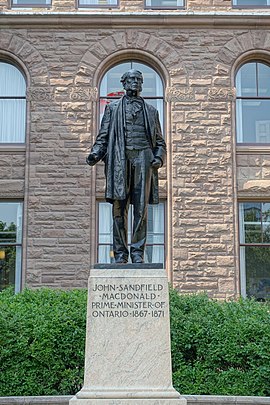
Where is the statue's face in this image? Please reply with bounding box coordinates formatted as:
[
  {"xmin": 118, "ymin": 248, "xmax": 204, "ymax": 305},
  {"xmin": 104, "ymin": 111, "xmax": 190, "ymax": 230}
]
[{"xmin": 123, "ymin": 72, "xmax": 143, "ymax": 94}]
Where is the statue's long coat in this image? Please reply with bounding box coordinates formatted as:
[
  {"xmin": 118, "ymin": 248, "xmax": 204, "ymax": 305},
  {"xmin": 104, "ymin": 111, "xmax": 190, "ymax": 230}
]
[{"xmin": 90, "ymin": 96, "xmax": 166, "ymax": 204}]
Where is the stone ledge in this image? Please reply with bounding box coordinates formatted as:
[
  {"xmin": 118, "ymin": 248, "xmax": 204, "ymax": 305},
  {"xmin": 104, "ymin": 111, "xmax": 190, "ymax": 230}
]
[
  {"xmin": 2, "ymin": 13, "xmax": 270, "ymax": 29},
  {"xmin": 1, "ymin": 396, "xmax": 270, "ymax": 405},
  {"xmin": 184, "ymin": 396, "xmax": 270, "ymax": 404},
  {"xmin": 94, "ymin": 263, "xmax": 163, "ymax": 269}
]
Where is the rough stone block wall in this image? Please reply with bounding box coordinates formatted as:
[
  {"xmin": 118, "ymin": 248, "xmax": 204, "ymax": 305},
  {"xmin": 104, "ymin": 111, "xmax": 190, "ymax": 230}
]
[
  {"xmin": 0, "ymin": 6, "xmax": 269, "ymax": 296},
  {"xmin": 164, "ymin": 28, "xmax": 236, "ymax": 299},
  {"xmin": 237, "ymin": 153, "xmax": 270, "ymax": 198},
  {"xmin": 0, "ymin": 152, "xmax": 25, "ymax": 198},
  {"xmin": 0, "ymin": 0, "xmax": 238, "ymax": 12}
]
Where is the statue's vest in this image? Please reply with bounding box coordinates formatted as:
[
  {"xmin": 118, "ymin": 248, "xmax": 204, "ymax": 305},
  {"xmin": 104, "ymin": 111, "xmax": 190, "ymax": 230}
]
[{"xmin": 125, "ymin": 98, "xmax": 150, "ymax": 150}]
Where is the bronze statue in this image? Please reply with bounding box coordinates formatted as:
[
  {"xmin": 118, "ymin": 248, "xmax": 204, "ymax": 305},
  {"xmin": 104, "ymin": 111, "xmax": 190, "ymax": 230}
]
[{"xmin": 86, "ymin": 69, "xmax": 166, "ymax": 264}]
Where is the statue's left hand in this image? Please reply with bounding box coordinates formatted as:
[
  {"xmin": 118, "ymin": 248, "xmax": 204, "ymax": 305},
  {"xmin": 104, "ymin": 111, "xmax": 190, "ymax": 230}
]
[
  {"xmin": 86, "ymin": 153, "xmax": 99, "ymax": 166},
  {"xmin": 151, "ymin": 157, "xmax": 162, "ymax": 169}
]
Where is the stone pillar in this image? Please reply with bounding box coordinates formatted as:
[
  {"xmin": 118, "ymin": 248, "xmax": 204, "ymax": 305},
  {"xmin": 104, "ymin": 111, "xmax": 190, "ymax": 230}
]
[{"xmin": 70, "ymin": 265, "xmax": 186, "ymax": 405}]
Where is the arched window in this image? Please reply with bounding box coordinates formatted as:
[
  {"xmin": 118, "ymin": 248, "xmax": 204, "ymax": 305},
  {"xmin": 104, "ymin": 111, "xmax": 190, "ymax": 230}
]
[
  {"xmin": 236, "ymin": 61, "xmax": 270, "ymax": 143},
  {"xmin": 0, "ymin": 61, "xmax": 26, "ymax": 143},
  {"xmin": 97, "ymin": 61, "xmax": 165, "ymax": 264},
  {"xmin": 100, "ymin": 61, "xmax": 164, "ymax": 128}
]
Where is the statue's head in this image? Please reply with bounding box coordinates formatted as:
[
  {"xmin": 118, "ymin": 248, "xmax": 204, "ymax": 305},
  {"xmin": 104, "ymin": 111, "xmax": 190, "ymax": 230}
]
[{"xmin": 120, "ymin": 69, "xmax": 143, "ymax": 95}]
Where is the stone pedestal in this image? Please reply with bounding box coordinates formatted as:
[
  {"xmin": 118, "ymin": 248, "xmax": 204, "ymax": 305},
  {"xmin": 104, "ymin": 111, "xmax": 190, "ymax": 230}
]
[{"xmin": 70, "ymin": 266, "xmax": 186, "ymax": 405}]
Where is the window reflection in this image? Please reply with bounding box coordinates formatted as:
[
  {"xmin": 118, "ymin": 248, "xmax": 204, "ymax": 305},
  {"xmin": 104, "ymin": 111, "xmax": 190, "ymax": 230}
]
[
  {"xmin": 0, "ymin": 62, "xmax": 26, "ymax": 143},
  {"xmin": 236, "ymin": 62, "xmax": 270, "ymax": 143},
  {"xmin": 0, "ymin": 202, "xmax": 23, "ymax": 292},
  {"xmin": 78, "ymin": 0, "xmax": 117, "ymax": 6},
  {"xmin": 12, "ymin": 0, "xmax": 51, "ymax": 5},
  {"xmin": 100, "ymin": 61, "xmax": 164, "ymax": 128},
  {"xmin": 145, "ymin": 0, "xmax": 184, "ymax": 7},
  {"xmin": 245, "ymin": 246, "xmax": 270, "ymax": 300},
  {"xmin": 239, "ymin": 202, "xmax": 270, "ymax": 299}
]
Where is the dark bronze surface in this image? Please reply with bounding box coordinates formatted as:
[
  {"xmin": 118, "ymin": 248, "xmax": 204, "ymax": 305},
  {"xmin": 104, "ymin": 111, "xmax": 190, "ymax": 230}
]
[{"xmin": 87, "ymin": 69, "xmax": 166, "ymax": 264}]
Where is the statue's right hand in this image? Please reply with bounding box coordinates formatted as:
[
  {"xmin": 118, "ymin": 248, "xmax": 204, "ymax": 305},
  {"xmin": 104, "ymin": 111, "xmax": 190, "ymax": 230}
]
[{"xmin": 86, "ymin": 153, "xmax": 99, "ymax": 166}]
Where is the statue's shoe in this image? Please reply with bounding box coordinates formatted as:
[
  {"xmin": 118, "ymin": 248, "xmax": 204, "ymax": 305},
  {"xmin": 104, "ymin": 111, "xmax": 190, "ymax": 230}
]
[
  {"xmin": 114, "ymin": 255, "xmax": 128, "ymax": 264},
  {"xmin": 131, "ymin": 255, "xmax": 144, "ymax": 264}
]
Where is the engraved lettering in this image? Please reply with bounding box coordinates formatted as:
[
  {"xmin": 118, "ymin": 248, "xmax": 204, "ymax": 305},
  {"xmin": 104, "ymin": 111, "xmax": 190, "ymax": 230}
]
[{"xmin": 91, "ymin": 282, "xmax": 166, "ymax": 319}]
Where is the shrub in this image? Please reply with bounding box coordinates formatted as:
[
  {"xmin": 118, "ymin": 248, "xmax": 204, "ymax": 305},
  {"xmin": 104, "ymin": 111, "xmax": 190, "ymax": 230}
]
[
  {"xmin": 0, "ymin": 288, "xmax": 87, "ymax": 396},
  {"xmin": 170, "ymin": 289, "xmax": 270, "ymax": 396},
  {"xmin": 0, "ymin": 288, "xmax": 270, "ymax": 396}
]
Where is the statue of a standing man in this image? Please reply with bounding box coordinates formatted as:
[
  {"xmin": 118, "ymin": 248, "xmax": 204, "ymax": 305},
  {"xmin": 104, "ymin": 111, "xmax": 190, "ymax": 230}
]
[{"xmin": 86, "ymin": 69, "xmax": 166, "ymax": 264}]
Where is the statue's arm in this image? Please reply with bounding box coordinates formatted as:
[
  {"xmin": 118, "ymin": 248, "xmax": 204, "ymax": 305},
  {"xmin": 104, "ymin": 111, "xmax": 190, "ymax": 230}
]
[
  {"xmin": 86, "ymin": 104, "xmax": 111, "ymax": 166},
  {"xmin": 152, "ymin": 111, "xmax": 166, "ymax": 168}
]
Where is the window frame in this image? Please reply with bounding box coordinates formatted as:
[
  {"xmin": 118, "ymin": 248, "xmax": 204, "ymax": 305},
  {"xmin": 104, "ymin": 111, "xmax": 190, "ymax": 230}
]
[
  {"xmin": 232, "ymin": 0, "xmax": 270, "ymax": 8},
  {"xmin": 239, "ymin": 201, "xmax": 270, "ymax": 299},
  {"xmin": 0, "ymin": 200, "xmax": 23, "ymax": 293},
  {"xmin": 236, "ymin": 60, "xmax": 270, "ymax": 145},
  {"xmin": 144, "ymin": 0, "xmax": 184, "ymax": 9},
  {"xmin": 0, "ymin": 59, "xmax": 27, "ymax": 144},
  {"xmin": 11, "ymin": 0, "xmax": 52, "ymax": 7},
  {"xmin": 77, "ymin": 0, "xmax": 119, "ymax": 8}
]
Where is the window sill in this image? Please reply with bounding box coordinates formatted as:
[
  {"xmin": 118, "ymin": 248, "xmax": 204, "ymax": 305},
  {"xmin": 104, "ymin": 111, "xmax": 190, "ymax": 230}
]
[
  {"xmin": 236, "ymin": 144, "xmax": 270, "ymax": 154},
  {"xmin": 0, "ymin": 144, "xmax": 26, "ymax": 153},
  {"xmin": 144, "ymin": 7, "xmax": 185, "ymax": 10},
  {"xmin": 77, "ymin": 4, "xmax": 119, "ymax": 8}
]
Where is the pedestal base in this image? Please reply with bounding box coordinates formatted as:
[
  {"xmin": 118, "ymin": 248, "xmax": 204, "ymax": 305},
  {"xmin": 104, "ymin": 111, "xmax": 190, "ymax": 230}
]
[
  {"xmin": 70, "ymin": 267, "xmax": 186, "ymax": 405},
  {"xmin": 70, "ymin": 398, "xmax": 187, "ymax": 404}
]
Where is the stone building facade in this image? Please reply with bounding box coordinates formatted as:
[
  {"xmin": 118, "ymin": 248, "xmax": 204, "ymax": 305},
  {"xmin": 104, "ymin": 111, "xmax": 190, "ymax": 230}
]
[{"xmin": 0, "ymin": 0, "xmax": 270, "ymax": 300}]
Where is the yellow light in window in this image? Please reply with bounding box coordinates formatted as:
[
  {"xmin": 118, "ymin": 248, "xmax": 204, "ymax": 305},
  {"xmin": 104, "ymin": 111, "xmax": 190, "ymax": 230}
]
[{"xmin": 0, "ymin": 250, "xmax": 5, "ymax": 260}]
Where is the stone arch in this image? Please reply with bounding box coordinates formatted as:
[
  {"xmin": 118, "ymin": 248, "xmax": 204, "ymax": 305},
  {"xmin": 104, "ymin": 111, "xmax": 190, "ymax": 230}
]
[
  {"xmin": 232, "ymin": 49, "xmax": 270, "ymax": 82},
  {"xmin": 217, "ymin": 31, "xmax": 270, "ymax": 70},
  {"xmin": 0, "ymin": 33, "xmax": 49, "ymax": 86},
  {"xmin": 74, "ymin": 30, "xmax": 185, "ymax": 88}
]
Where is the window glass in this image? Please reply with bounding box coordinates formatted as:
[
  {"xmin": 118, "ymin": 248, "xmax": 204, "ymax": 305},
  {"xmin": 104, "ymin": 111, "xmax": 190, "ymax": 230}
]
[
  {"xmin": 0, "ymin": 202, "xmax": 23, "ymax": 293},
  {"xmin": 239, "ymin": 202, "xmax": 270, "ymax": 299},
  {"xmin": 262, "ymin": 202, "xmax": 270, "ymax": 243},
  {"xmin": 236, "ymin": 62, "xmax": 270, "ymax": 143},
  {"xmin": 145, "ymin": 0, "xmax": 184, "ymax": 7},
  {"xmin": 0, "ymin": 63, "xmax": 26, "ymax": 97},
  {"xmin": 236, "ymin": 63, "xmax": 256, "ymax": 98},
  {"xmin": 241, "ymin": 246, "xmax": 270, "ymax": 300},
  {"xmin": 258, "ymin": 63, "xmax": 270, "ymax": 97},
  {"xmin": 100, "ymin": 61, "xmax": 164, "ymax": 127},
  {"xmin": 79, "ymin": 0, "xmax": 117, "ymax": 6},
  {"xmin": 236, "ymin": 99, "xmax": 270, "ymax": 143},
  {"xmin": 98, "ymin": 202, "xmax": 165, "ymax": 264},
  {"xmin": 242, "ymin": 202, "xmax": 261, "ymax": 243},
  {"xmin": 12, "ymin": 0, "xmax": 51, "ymax": 5},
  {"xmin": 0, "ymin": 62, "xmax": 26, "ymax": 143},
  {"xmin": 233, "ymin": 0, "xmax": 270, "ymax": 5}
]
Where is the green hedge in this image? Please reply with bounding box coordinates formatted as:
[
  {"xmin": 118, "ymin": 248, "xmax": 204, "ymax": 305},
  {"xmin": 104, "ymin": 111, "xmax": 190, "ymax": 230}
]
[
  {"xmin": 0, "ymin": 288, "xmax": 87, "ymax": 396},
  {"xmin": 0, "ymin": 287, "xmax": 270, "ymax": 396},
  {"xmin": 170, "ymin": 289, "xmax": 270, "ymax": 396}
]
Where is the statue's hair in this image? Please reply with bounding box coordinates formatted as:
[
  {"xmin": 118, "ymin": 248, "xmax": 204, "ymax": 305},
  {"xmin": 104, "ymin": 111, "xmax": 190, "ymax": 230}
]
[{"xmin": 120, "ymin": 69, "xmax": 143, "ymax": 84}]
